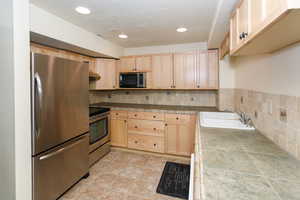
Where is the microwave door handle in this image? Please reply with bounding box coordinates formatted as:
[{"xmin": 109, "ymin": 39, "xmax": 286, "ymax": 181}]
[
  {"xmin": 137, "ymin": 73, "xmax": 140, "ymax": 88},
  {"xmin": 34, "ymin": 73, "xmax": 43, "ymax": 139}
]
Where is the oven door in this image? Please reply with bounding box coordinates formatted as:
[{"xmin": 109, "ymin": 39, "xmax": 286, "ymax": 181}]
[{"xmin": 89, "ymin": 114, "xmax": 110, "ymax": 153}]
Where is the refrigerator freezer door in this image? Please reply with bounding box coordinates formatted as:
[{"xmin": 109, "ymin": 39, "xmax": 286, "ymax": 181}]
[
  {"xmin": 32, "ymin": 53, "xmax": 89, "ymax": 155},
  {"xmin": 33, "ymin": 134, "xmax": 89, "ymax": 200}
]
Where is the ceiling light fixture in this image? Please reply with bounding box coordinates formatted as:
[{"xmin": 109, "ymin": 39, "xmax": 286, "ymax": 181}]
[
  {"xmin": 118, "ymin": 34, "xmax": 128, "ymax": 39},
  {"xmin": 176, "ymin": 27, "xmax": 188, "ymax": 33},
  {"xmin": 75, "ymin": 6, "xmax": 91, "ymax": 15}
]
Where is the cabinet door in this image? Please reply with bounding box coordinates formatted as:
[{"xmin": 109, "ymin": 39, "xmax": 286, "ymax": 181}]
[
  {"xmin": 152, "ymin": 54, "xmax": 174, "ymax": 89},
  {"xmin": 230, "ymin": 12, "xmax": 238, "ymax": 51},
  {"xmin": 136, "ymin": 55, "xmax": 152, "ymax": 72},
  {"xmin": 264, "ymin": 0, "xmax": 283, "ymax": 19},
  {"xmin": 91, "ymin": 59, "xmax": 117, "ymax": 89},
  {"xmin": 165, "ymin": 124, "xmax": 178, "ymax": 155},
  {"xmin": 119, "ymin": 56, "xmax": 136, "ymax": 72},
  {"xmin": 196, "ymin": 51, "xmax": 209, "ymax": 89},
  {"xmin": 165, "ymin": 124, "xmax": 195, "ymax": 156},
  {"xmin": 111, "ymin": 119, "xmax": 127, "ymax": 147},
  {"xmin": 208, "ymin": 50, "xmax": 219, "ymax": 89},
  {"xmin": 173, "ymin": 52, "xmax": 196, "ymax": 89},
  {"xmin": 237, "ymin": 0, "xmax": 250, "ymax": 44},
  {"xmin": 250, "ymin": 0, "xmax": 264, "ymax": 33}
]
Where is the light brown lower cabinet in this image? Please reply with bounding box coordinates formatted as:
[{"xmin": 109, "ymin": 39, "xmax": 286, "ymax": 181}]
[
  {"xmin": 111, "ymin": 119, "xmax": 128, "ymax": 147},
  {"xmin": 110, "ymin": 110, "xmax": 195, "ymax": 156},
  {"xmin": 165, "ymin": 114, "xmax": 196, "ymax": 156}
]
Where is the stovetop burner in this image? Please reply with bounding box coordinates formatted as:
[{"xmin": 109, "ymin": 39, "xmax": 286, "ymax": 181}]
[{"xmin": 89, "ymin": 107, "xmax": 110, "ymax": 117}]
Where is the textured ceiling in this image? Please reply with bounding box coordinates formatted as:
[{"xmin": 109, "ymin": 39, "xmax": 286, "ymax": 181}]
[{"xmin": 30, "ymin": 0, "xmax": 220, "ymax": 47}]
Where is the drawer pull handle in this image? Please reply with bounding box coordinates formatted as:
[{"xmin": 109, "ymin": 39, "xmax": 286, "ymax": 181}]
[
  {"xmin": 154, "ymin": 143, "xmax": 157, "ymax": 147},
  {"xmin": 153, "ymin": 116, "xmax": 156, "ymax": 118},
  {"xmin": 153, "ymin": 128, "xmax": 157, "ymax": 131},
  {"xmin": 165, "ymin": 123, "xmax": 168, "ymax": 126},
  {"xmin": 135, "ymin": 126, "xmax": 138, "ymax": 129},
  {"xmin": 124, "ymin": 120, "xmax": 127, "ymax": 123},
  {"xmin": 135, "ymin": 141, "xmax": 138, "ymax": 144},
  {"xmin": 134, "ymin": 114, "xmax": 137, "ymax": 117},
  {"xmin": 176, "ymin": 117, "xmax": 179, "ymax": 120},
  {"xmin": 116, "ymin": 113, "xmax": 119, "ymax": 115}
]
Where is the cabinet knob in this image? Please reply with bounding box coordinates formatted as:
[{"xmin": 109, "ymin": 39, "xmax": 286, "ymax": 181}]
[
  {"xmin": 153, "ymin": 128, "xmax": 157, "ymax": 131},
  {"xmin": 134, "ymin": 126, "xmax": 138, "ymax": 129},
  {"xmin": 153, "ymin": 144, "xmax": 157, "ymax": 147},
  {"xmin": 153, "ymin": 115, "xmax": 156, "ymax": 118},
  {"xmin": 116, "ymin": 113, "xmax": 119, "ymax": 115},
  {"xmin": 113, "ymin": 85, "xmax": 115, "ymax": 88},
  {"xmin": 197, "ymin": 85, "xmax": 200, "ymax": 88},
  {"xmin": 134, "ymin": 114, "xmax": 137, "ymax": 117},
  {"xmin": 124, "ymin": 120, "xmax": 127, "ymax": 123},
  {"xmin": 239, "ymin": 34, "xmax": 243, "ymax": 40},
  {"xmin": 165, "ymin": 123, "xmax": 168, "ymax": 126},
  {"xmin": 135, "ymin": 141, "xmax": 138, "ymax": 144}
]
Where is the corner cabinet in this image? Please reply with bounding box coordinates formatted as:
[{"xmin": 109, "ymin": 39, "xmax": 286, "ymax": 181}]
[
  {"xmin": 89, "ymin": 58, "xmax": 117, "ymax": 90},
  {"xmin": 165, "ymin": 114, "xmax": 196, "ymax": 156},
  {"xmin": 230, "ymin": 0, "xmax": 300, "ymax": 55}
]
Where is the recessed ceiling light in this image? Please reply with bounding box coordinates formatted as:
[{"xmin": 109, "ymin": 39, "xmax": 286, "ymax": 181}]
[
  {"xmin": 118, "ymin": 34, "xmax": 128, "ymax": 39},
  {"xmin": 75, "ymin": 6, "xmax": 91, "ymax": 15},
  {"xmin": 176, "ymin": 27, "xmax": 188, "ymax": 33}
]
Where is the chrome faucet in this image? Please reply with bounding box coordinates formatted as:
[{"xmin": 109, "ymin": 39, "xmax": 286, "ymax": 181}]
[{"xmin": 238, "ymin": 112, "xmax": 253, "ymax": 127}]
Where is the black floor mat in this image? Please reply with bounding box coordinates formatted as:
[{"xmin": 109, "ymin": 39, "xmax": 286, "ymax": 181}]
[{"xmin": 156, "ymin": 162, "xmax": 190, "ymax": 199}]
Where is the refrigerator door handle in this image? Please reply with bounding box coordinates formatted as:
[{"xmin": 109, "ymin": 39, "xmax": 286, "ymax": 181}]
[
  {"xmin": 34, "ymin": 73, "xmax": 43, "ymax": 138},
  {"xmin": 39, "ymin": 135, "xmax": 86, "ymax": 161}
]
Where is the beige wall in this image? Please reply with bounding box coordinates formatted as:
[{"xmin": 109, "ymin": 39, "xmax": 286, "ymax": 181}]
[
  {"xmin": 233, "ymin": 43, "xmax": 300, "ymax": 96},
  {"xmin": 30, "ymin": 4, "xmax": 124, "ymax": 58}
]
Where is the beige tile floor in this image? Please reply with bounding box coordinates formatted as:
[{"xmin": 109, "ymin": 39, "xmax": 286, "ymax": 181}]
[{"xmin": 59, "ymin": 150, "xmax": 190, "ymax": 200}]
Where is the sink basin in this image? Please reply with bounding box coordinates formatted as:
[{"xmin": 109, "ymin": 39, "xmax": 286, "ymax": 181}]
[{"xmin": 200, "ymin": 112, "xmax": 255, "ymax": 130}]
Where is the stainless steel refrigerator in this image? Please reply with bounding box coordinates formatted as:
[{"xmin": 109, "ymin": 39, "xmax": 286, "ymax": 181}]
[{"xmin": 31, "ymin": 53, "xmax": 89, "ymax": 200}]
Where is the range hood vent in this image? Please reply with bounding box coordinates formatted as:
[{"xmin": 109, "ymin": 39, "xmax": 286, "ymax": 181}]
[{"xmin": 89, "ymin": 71, "xmax": 101, "ymax": 81}]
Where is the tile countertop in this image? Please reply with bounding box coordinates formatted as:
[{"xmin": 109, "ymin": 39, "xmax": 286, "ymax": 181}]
[
  {"xmin": 194, "ymin": 113, "xmax": 300, "ymax": 200},
  {"xmin": 90, "ymin": 102, "xmax": 218, "ymax": 114}
]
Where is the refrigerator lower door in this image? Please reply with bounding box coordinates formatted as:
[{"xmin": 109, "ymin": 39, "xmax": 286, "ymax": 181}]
[{"xmin": 33, "ymin": 134, "xmax": 89, "ymax": 200}]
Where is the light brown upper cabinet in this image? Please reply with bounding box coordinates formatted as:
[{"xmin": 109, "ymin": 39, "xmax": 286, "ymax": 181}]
[
  {"xmin": 237, "ymin": 0, "xmax": 250, "ymax": 45},
  {"xmin": 151, "ymin": 54, "xmax": 174, "ymax": 89},
  {"xmin": 89, "ymin": 58, "xmax": 117, "ymax": 90},
  {"xmin": 207, "ymin": 50, "xmax": 219, "ymax": 89},
  {"xmin": 119, "ymin": 55, "xmax": 152, "ymax": 72},
  {"xmin": 173, "ymin": 52, "xmax": 197, "ymax": 89},
  {"xmin": 230, "ymin": 0, "xmax": 300, "ymax": 55},
  {"xmin": 119, "ymin": 56, "xmax": 135, "ymax": 72},
  {"xmin": 195, "ymin": 50, "xmax": 219, "ymax": 89},
  {"xmin": 230, "ymin": 11, "xmax": 238, "ymax": 51},
  {"xmin": 220, "ymin": 32, "xmax": 230, "ymax": 59}
]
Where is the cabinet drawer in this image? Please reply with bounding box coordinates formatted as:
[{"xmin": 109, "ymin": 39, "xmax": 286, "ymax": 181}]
[
  {"xmin": 128, "ymin": 134, "xmax": 164, "ymax": 153},
  {"xmin": 111, "ymin": 110, "xmax": 128, "ymax": 119},
  {"xmin": 165, "ymin": 114, "xmax": 192, "ymax": 124},
  {"xmin": 128, "ymin": 111, "xmax": 164, "ymax": 121},
  {"xmin": 128, "ymin": 119, "xmax": 165, "ymax": 136}
]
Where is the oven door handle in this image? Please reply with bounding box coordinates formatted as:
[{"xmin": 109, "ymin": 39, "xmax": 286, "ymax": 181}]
[{"xmin": 89, "ymin": 114, "xmax": 110, "ymax": 123}]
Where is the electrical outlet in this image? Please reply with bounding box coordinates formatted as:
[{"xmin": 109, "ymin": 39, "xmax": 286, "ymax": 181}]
[
  {"xmin": 280, "ymin": 109, "xmax": 287, "ymax": 122},
  {"xmin": 268, "ymin": 100, "xmax": 273, "ymax": 115},
  {"xmin": 254, "ymin": 111, "xmax": 258, "ymax": 119}
]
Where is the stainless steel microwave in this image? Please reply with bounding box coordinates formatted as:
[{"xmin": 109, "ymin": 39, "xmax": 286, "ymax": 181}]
[{"xmin": 119, "ymin": 72, "xmax": 146, "ymax": 88}]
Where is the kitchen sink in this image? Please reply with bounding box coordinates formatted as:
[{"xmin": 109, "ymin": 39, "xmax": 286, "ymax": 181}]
[{"xmin": 200, "ymin": 112, "xmax": 255, "ymax": 130}]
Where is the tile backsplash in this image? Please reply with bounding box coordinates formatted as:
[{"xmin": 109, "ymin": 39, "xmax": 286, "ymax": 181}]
[
  {"xmin": 219, "ymin": 88, "xmax": 300, "ymax": 160},
  {"xmin": 90, "ymin": 90, "xmax": 217, "ymax": 107}
]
